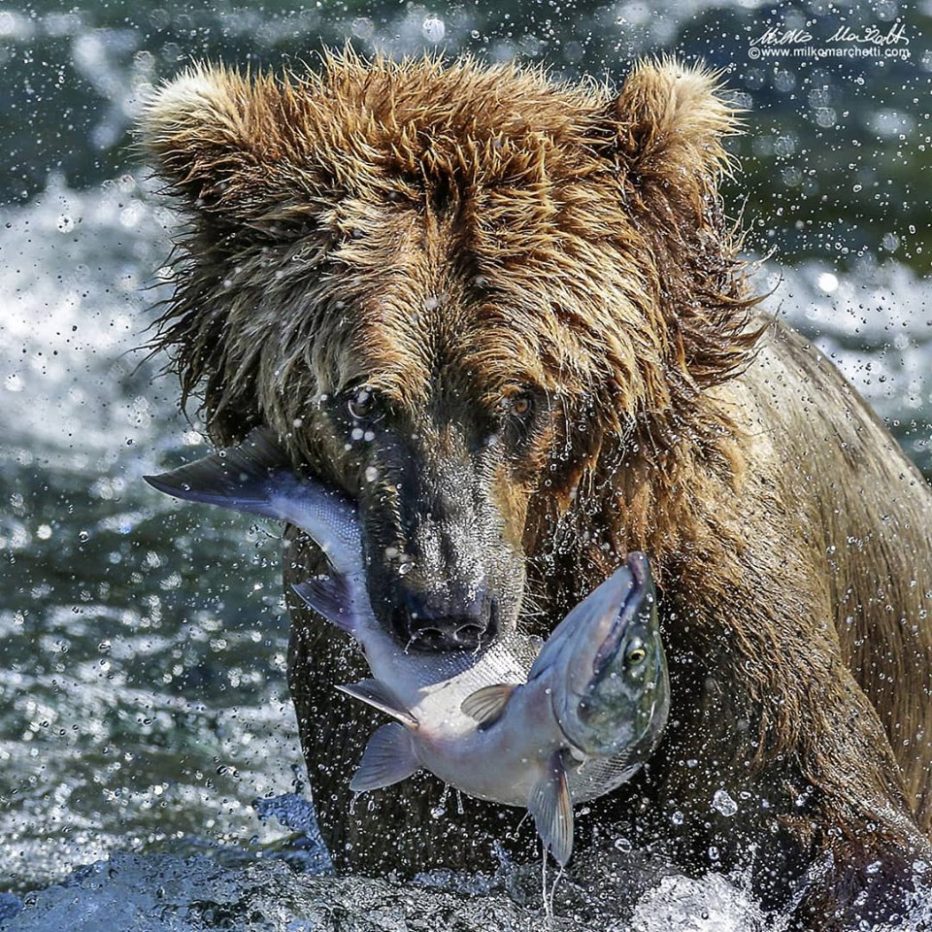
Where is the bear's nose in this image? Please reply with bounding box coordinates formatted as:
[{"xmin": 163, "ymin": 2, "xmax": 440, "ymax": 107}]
[{"xmin": 395, "ymin": 584, "xmax": 499, "ymax": 652}]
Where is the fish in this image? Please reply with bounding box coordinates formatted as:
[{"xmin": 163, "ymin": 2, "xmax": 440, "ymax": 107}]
[{"xmin": 145, "ymin": 429, "xmax": 670, "ymax": 865}]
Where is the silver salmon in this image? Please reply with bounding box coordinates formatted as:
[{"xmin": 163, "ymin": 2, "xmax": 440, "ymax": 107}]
[{"xmin": 145, "ymin": 430, "xmax": 669, "ymax": 864}]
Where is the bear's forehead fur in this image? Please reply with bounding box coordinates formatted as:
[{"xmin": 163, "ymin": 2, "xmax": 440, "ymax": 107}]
[{"xmin": 143, "ymin": 54, "xmax": 758, "ymax": 456}]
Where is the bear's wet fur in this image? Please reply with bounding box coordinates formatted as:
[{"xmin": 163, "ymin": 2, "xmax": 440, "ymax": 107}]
[{"xmin": 142, "ymin": 51, "xmax": 932, "ymax": 927}]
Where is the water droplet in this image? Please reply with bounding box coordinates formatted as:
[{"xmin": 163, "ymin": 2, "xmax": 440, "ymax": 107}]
[
  {"xmin": 398, "ymin": 561, "xmax": 414, "ymax": 577},
  {"xmin": 816, "ymin": 271, "xmax": 838, "ymax": 293},
  {"xmin": 712, "ymin": 788, "xmax": 738, "ymax": 817},
  {"xmin": 430, "ymin": 784, "xmax": 451, "ymax": 819},
  {"xmin": 422, "ymin": 15, "xmax": 445, "ymax": 42},
  {"xmin": 57, "ymin": 215, "xmax": 74, "ymax": 233},
  {"xmin": 671, "ymin": 810, "xmax": 684, "ymax": 826}
]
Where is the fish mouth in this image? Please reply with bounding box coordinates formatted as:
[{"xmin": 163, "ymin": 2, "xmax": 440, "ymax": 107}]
[
  {"xmin": 627, "ymin": 551, "xmax": 649, "ymax": 590},
  {"xmin": 591, "ymin": 553, "xmax": 653, "ymax": 676}
]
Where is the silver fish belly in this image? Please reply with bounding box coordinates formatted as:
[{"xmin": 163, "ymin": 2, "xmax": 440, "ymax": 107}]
[{"xmin": 146, "ymin": 429, "xmax": 670, "ymax": 865}]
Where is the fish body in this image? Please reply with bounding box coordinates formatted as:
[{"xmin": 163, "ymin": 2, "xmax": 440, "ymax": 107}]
[{"xmin": 146, "ymin": 430, "xmax": 669, "ymax": 863}]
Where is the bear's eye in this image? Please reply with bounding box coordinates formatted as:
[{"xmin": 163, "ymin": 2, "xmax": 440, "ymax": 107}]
[
  {"xmin": 512, "ymin": 394, "xmax": 534, "ymax": 418},
  {"xmin": 347, "ymin": 387, "xmax": 376, "ymax": 420},
  {"xmin": 499, "ymin": 391, "xmax": 535, "ymax": 422}
]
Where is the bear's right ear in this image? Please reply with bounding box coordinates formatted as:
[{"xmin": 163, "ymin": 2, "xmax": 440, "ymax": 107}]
[
  {"xmin": 139, "ymin": 64, "xmax": 297, "ymax": 216},
  {"xmin": 607, "ymin": 57, "xmax": 741, "ymax": 220}
]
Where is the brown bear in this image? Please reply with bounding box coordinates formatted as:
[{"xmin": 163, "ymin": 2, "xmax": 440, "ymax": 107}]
[{"xmin": 141, "ymin": 52, "xmax": 932, "ymax": 928}]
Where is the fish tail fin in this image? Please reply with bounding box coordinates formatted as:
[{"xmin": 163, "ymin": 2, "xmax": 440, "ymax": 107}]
[
  {"xmin": 527, "ymin": 753, "xmax": 574, "ymax": 867},
  {"xmin": 144, "ymin": 428, "xmax": 292, "ymax": 519},
  {"xmin": 350, "ymin": 722, "xmax": 420, "ymax": 793}
]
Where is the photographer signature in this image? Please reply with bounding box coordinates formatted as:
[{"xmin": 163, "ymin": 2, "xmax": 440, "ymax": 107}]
[{"xmin": 751, "ymin": 21, "xmax": 909, "ymax": 47}]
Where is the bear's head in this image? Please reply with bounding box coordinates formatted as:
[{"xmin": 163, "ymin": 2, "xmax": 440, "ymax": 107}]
[{"xmin": 141, "ymin": 52, "xmax": 759, "ymax": 650}]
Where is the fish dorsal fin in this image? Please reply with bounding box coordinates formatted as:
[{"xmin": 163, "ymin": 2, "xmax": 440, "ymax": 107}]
[
  {"xmin": 337, "ymin": 678, "xmax": 418, "ymax": 729},
  {"xmin": 291, "ymin": 577, "xmax": 355, "ymax": 634},
  {"xmin": 460, "ymin": 684, "xmax": 515, "ymax": 727},
  {"xmin": 527, "ymin": 753, "xmax": 574, "ymax": 866},
  {"xmin": 350, "ymin": 722, "xmax": 420, "ymax": 792}
]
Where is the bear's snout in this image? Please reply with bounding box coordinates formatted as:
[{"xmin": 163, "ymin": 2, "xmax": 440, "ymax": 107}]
[
  {"xmin": 354, "ymin": 415, "xmax": 526, "ymax": 653},
  {"xmin": 393, "ymin": 580, "xmax": 500, "ymax": 652}
]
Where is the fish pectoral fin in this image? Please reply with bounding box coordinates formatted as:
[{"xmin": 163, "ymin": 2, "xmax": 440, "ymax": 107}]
[
  {"xmin": 291, "ymin": 577, "xmax": 355, "ymax": 634},
  {"xmin": 460, "ymin": 684, "xmax": 515, "ymax": 727},
  {"xmin": 527, "ymin": 754, "xmax": 574, "ymax": 867},
  {"xmin": 350, "ymin": 722, "xmax": 420, "ymax": 793},
  {"xmin": 337, "ymin": 678, "xmax": 418, "ymax": 729}
]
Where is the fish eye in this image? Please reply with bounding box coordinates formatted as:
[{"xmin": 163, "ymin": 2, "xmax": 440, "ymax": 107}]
[
  {"xmin": 348, "ymin": 387, "xmax": 376, "ymax": 419},
  {"xmin": 626, "ymin": 645, "xmax": 647, "ymax": 666}
]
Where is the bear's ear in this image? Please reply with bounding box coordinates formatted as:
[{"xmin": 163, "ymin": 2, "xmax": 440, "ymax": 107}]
[
  {"xmin": 139, "ymin": 64, "xmax": 296, "ymax": 215},
  {"xmin": 608, "ymin": 58, "xmax": 740, "ymax": 215}
]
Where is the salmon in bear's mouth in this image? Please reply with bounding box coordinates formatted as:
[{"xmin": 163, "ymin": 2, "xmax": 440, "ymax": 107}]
[{"xmin": 145, "ymin": 427, "xmax": 670, "ymax": 866}]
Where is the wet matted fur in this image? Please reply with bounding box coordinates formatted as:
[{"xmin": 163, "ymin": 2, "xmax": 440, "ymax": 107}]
[{"xmin": 141, "ymin": 51, "xmax": 932, "ymax": 928}]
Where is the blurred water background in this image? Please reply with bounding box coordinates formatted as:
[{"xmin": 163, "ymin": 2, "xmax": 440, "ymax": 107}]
[{"xmin": 0, "ymin": 0, "xmax": 930, "ymax": 927}]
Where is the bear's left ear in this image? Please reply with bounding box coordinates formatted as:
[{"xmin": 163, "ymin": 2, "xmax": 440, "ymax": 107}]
[
  {"xmin": 139, "ymin": 63, "xmax": 302, "ymax": 218},
  {"xmin": 607, "ymin": 58, "xmax": 740, "ymax": 216}
]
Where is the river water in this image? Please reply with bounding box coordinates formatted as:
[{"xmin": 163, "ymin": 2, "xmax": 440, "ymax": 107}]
[{"xmin": 1, "ymin": 0, "xmax": 929, "ymax": 928}]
